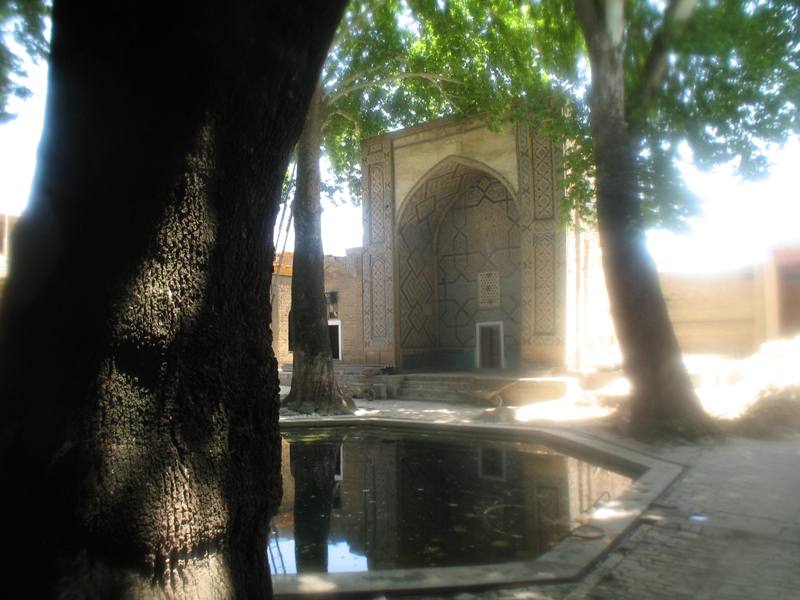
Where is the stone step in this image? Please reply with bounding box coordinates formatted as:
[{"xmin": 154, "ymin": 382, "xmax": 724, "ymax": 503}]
[
  {"xmin": 282, "ymin": 369, "xmax": 579, "ymax": 405},
  {"xmin": 397, "ymin": 381, "xmax": 470, "ymax": 389},
  {"xmin": 395, "ymin": 392, "xmax": 470, "ymax": 403},
  {"xmin": 399, "ymin": 383, "xmax": 473, "ymax": 390}
]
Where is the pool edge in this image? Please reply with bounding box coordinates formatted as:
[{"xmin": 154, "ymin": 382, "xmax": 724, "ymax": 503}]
[{"xmin": 273, "ymin": 418, "xmax": 683, "ymax": 598}]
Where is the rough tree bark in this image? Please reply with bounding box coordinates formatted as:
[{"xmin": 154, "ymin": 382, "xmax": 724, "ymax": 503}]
[
  {"xmin": 282, "ymin": 84, "xmax": 353, "ymax": 415},
  {"xmin": 0, "ymin": 1, "xmax": 345, "ymax": 598},
  {"xmin": 574, "ymin": 0, "xmax": 716, "ymax": 440}
]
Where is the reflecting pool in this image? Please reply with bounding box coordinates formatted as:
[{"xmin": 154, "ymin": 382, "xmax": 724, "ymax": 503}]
[{"xmin": 268, "ymin": 428, "xmax": 632, "ymax": 576}]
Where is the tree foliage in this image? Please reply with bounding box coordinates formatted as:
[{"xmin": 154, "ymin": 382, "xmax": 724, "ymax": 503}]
[
  {"xmin": 317, "ymin": 0, "xmax": 552, "ymax": 201},
  {"xmin": 282, "ymin": 0, "xmax": 557, "ymax": 415},
  {"xmin": 0, "ymin": 0, "xmax": 48, "ymax": 122},
  {"xmin": 304, "ymin": 0, "xmax": 800, "ymax": 228},
  {"xmin": 526, "ymin": 0, "xmax": 800, "ymax": 227}
]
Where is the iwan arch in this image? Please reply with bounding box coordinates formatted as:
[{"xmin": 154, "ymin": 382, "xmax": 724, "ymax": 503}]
[{"xmin": 360, "ymin": 117, "xmax": 610, "ymax": 371}]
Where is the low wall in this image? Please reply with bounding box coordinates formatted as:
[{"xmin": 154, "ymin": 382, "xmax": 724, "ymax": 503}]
[{"xmin": 660, "ymin": 267, "xmax": 770, "ymax": 356}]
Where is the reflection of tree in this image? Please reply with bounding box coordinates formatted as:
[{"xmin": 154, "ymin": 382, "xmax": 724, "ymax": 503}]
[{"xmin": 290, "ymin": 442, "xmax": 339, "ymax": 573}]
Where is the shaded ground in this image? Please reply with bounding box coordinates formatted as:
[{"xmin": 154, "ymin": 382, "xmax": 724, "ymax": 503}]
[{"xmin": 280, "ymin": 337, "xmax": 800, "ymax": 599}]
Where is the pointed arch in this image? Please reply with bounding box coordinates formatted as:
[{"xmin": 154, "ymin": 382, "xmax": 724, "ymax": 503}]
[
  {"xmin": 396, "ymin": 155, "xmax": 519, "ymax": 230},
  {"xmin": 394, "ymin": 155, "xmax": 522, "ymax": 370}
]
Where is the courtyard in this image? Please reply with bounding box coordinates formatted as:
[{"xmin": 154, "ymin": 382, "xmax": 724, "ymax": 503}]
[{"xmin": 277, "ymin": 338, "xmax": 800, "ymax": 599}]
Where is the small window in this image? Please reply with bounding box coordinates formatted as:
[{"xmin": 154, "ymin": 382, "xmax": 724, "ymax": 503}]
[
  {"xmin": 478, "ymin": 272, "xmax": 500, "ymax": 308},
  {"xmin": 478, "ymin": 447, "xmax": 506, "ymax": 480}
]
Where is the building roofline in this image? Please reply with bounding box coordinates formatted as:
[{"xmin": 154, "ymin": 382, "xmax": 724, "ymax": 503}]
[{"xmin": 361, "ymin": 113, "xmax": 495, "ymax": 147}]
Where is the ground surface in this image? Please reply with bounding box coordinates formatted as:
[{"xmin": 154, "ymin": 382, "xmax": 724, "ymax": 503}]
[{"xmin": 282, "ymin": 395, "xmax": 800, "ymax": 600}]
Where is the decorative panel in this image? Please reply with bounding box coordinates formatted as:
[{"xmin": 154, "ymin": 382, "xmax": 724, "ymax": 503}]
[
  {"xmin": 532, "ymin": 134, "xmax": 555, "ymax": 220},
  {"xmin": 369, "ymin": 164, "xmax": 386, "ymax": 244},
  {"xmin": 478, "ymin": 272, "xmax": 501, "ymax": 308},
  {"xmin": 362, "ymin": 137, "xmax": 395, "ymax": 350},
  {"xmin": 533, "ymin": 234, "xmax": 556, "ymax": 335},
  {"xmin": 435, "ymin": 176, "xmax": 521, "ymax": 355},
  {"xmin": 396, "ymin": 162, "xmax": 487, "ymax": 352},
  {"xmin": 369, "ymin": 257, "xmax": 388, "ymax": 339},
  {"xmin": 516, "ymin": 124, "xmax": 566, "ymax": 352}
]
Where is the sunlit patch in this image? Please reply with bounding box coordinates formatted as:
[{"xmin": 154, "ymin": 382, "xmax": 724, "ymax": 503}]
[
  {"xmin": 514, "ymin": 395, "xmax": 616, "ymax": 423},
  {"xmin": 296, "ymin": 575, "xmax": 338, "ymax": 593},
  {"xmin": 692, "ymin": 336, "xmax": 800, "ymax": 421},
  {"xmin": 591, "ymin": 506, "xmax": 638, "ymax": 521},
  {"xmin": 688, "ymin": 513, "xmax": 709, "ymax": 522}
]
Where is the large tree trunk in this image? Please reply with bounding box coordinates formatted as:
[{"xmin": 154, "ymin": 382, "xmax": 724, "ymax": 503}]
[
  {"xmin": 0, "ymin": 1, "xmax": 345, "ymax": 597},
  {"xmin": 575, "ymin": 1, "xmax": 715, "ymax": 440},
  {"xmin": 282, "ymin": 85, "xmax": 353, "ymax": 415}
]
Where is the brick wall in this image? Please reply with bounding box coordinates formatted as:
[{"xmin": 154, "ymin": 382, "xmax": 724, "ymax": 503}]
[
  {"xmin": 660, "ymin": 268, "xmax": 767, "ymax": 356},
  {"xmin": 271, "ymin": 248, "xmax": 366, "ymax": 367},
  {"xmin": 323, "ymin": 248, "xmax": 365, "ymax": 364},
  {"xmin": 271, "ymin": 274, "xmax": 293, "ymax": 367}
]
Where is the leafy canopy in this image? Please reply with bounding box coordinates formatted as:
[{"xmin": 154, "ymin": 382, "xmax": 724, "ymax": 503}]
[
  {"xmin": 528, "ymin": 0, "xmax": 800, "ymax": 226},
  {"xmin": 317, "ymin": 0, "xmax": 800, "ymax": 229},
  {"xmin": 0, "ymin": 0, "xmax": 48, "ymax": 123},
  {"xmin": 318, "ymin": 0, "xmax": 550, "ymax": 202}
]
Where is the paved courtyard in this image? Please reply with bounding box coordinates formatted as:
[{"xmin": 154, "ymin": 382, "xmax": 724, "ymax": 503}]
[{"xmin": 283, "ymin": 398, "xmax": 800, "ymax": 600}]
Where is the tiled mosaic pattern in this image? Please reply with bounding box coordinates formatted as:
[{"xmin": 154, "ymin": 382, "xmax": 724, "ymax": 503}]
[
  {"xmin": 436, "ymin": 176, "xmax": 521, "ymax": 355},
  {"xmin": 516, "ymin": 125, "xmax": 566, "ymax": 348},
  {"xmin": 361, "ymin": 138, "xmax": 395, "ymax": 351},
  {"xmin": 396, "ymin": 162, "xmax": 478, "ymax": 348},
  {"xmin": 396, "ymin": 162, "xmax": 510, "ymax": 351},
  {"xmin": 362, "ymin": 123, "xmax": 566, "ymax": 367}
]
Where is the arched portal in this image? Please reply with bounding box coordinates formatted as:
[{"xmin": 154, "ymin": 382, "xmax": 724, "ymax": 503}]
[{"xmin": 396, "ymin": 157, "xmax": 521, "ymax": 370}]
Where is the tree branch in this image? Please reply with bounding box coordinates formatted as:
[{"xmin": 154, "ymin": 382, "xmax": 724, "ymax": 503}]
[
  {"xmin": 321, "ymin": 108, "xmax": 358, "ymax": 133},
  {"xmin": 324, "ymin": 61, "xmax": 395, "ymax": 98},
  {"xmin": 573, "ymin": 0, "xmax": 604, "ymax": 41},
  {"xmin": 629, "ymin": 0, "xmax": 697, "ymax": 133},
  {"xmin": 326, "ymin": 71, "xmax": 462, "ymax": 105}
]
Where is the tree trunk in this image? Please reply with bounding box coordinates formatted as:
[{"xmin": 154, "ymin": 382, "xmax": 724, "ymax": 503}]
[
  {"xmin": 575, "ymin": 2, "xmax": 715, "ymax": 440},
  {"xmin": 282, "ymin": 84, "xmax": 354, "ymax": 415},
  {"xmin": 0, "ymin": 1, "xmax": 345, "ymax": 597}
]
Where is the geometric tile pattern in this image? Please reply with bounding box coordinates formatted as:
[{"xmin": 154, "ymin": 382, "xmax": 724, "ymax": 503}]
[
  {"xmin": 361, "ymin": 138, "xmax": 395, "ymax": 350},
  {"xmin": 369, "ymin": 164, "xmax": 386, "ymax": 244},
  {"xmin": 478, "ymin": 272, "xmax": 501, "ymax": 308},
  {"xmin": 516, "ymin": 124, "xmax": 566, "ymax": 348},
  {"xmin": 533, "ymin": 134, "xmax": 556, "ymax": 220},
  {"xmin": 436, "ymin": 176, "xmax": 521, "ymax": 355},
  {"xmin": 533, "ymin": 233, "xmax": 556, "ymax": 334},
  {"xmin": 360, "ymin": 121, "xmax": 567, "ymax": 366},
  {"xmin": 396, "ymin": 161, "xmax": 491, "ymax": 351}
]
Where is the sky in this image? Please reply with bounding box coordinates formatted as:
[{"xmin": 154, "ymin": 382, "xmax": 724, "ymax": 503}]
[{"xmin": 2, "ymin": 57, "xmax": 798, "ymax": 273}]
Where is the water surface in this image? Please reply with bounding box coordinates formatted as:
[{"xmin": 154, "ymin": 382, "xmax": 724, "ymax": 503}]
[{"xmin": 268, "ymin": 428, "xmax": 632, "ymax": 575}]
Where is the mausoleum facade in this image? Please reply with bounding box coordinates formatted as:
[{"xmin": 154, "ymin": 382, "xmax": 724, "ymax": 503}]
[{"xmin": 359, "ymin": 117, "xmax": 611, "ymax": 370}]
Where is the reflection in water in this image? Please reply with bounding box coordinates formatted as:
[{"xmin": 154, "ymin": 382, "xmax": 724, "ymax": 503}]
[
  {"xmin": 290, "ymin": 442, "xmax": 339, "ymax": 573},
  {"xmin": 268, "ymin": 429, "xmax": 632, "ymax": 575}
]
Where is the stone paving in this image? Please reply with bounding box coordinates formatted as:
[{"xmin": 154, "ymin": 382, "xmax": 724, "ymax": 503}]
[{"xmin": 281, "ymin": 399, "xmax": 800, "ymax": 600}]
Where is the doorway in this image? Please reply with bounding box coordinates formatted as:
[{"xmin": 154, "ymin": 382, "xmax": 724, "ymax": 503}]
[
  {"xmin": 476, "ymin": 322, "xmax": 504, "ymax": 369},
  {"xmin": 328, "ymin": 319, "xmax": 341, "ymax": 360}
]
